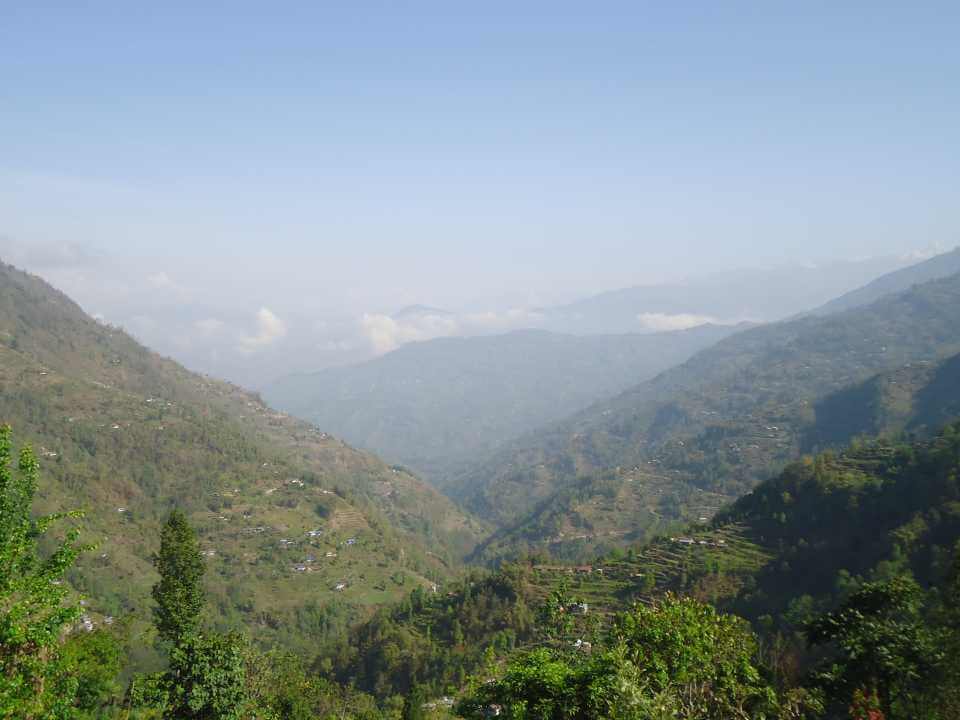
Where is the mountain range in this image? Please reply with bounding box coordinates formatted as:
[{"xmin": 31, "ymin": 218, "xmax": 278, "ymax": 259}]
[
  {"xmin": 263, "ymin": 324, "xmax": 740, "ymax": 485},
  {"xmin": 456, "ymin": 256, "xmax": 960, "ymax": 562},
  {"xmin": 535, "ymin": 254, "xmax": 924, "ymax": 335},
  {"xmin": 0, "ymin": 260, "xmax": 486, "ymax": 660},
  {"xmin": 6, "ymin": 246, "xmax": 960, "ymax": 716}
]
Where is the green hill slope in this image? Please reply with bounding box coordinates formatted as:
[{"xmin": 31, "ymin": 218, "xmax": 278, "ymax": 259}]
[
  {"xmin": 263, "ymin": 325, "xmax": 739, "ymax": 487},
  {"xmin": 459, "ymin": 271, "xmax": 960, "ymax": 561},
  {"xmin": 804, "ymin": 351, "xmax": 960, "ymax": 451},
  {"xmin": 0, "ymin": 260, "xmax": 486, "ymax": 655},
  {"xmin": 328, "ymin": 421, "xmax": 960, "ymax": 704},
  {"xmin": 717, "ymin": 422, "xmax": 960, "ymax": 626}
]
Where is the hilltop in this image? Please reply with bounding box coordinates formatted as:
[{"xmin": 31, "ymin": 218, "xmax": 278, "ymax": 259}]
[
  {"xmin": 812, "ymin": 246, "xmax": 960, "ymax": 316},
  {"xmin": 0, "ymin": 260, "xmax": 487, "ymax": 657}
]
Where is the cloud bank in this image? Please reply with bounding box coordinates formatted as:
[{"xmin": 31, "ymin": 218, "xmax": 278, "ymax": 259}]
[
  {"xmin": 239, "ymin": 308, "xmax": 288, "ymax": 353},
  {"xmin": 360, "ymin": 307, "xmax": 544, "ymax": 355},
  {"xmin": 636, "ymin": 312, "xmax": 717, "ymax": 332}
]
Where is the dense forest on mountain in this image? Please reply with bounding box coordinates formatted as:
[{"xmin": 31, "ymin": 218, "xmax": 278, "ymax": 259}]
[
  {"xmin": 458, "ymin": 269, "xmax": 960, "ymax": 562},
  {"xmin": 315, "ymin": 422, "xmax": 960, "ymax": 718},
  {"xmin": 18, "ymin": 419, "xmax": 947, "ymax": 717}
]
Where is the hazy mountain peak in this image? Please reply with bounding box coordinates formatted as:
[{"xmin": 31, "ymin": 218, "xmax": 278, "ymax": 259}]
[{"xmin": 391, "ymin": 304, "xmax": 454, "ymax": 320}]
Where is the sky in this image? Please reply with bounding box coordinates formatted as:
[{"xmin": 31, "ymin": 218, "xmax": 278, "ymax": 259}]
[{"xmin": 2, "ymin": 2, "xmax": 958, "ymax": 384}]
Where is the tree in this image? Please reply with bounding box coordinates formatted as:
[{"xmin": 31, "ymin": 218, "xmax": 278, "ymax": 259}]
[
  {"xmin": 401, "ymin": 684, "xmax": 427, "ymax": 720},
  {"xmin": 611, "ymin": 595, "xmax": 775, "ymax": 720},
  {"xmin": 61, "ymin": 628, "xmax": 125, "ymax": 719},
  {"xmin": 457, "ymin": 645, "xmax": 680, "ymax": 720},
  {"xmin": 457, "ymin": 647, "xmax": 583, "ymax": 720},
  {"xmin": 805, "ymin": 576, "xmax": 943, "ymax": 719},
  {"xmin": 925, "ymin": 547, "xmax": 960, "ymax": 717},
  {"xmin": 246, "ymin": 650, "xmax": 382, "ymax": 720},
  {"xmin": 135, "ymin": 511, "xmax": 252, "ymax": 719},
  {"xmin": 152, "ymin": 508, "xmax": 206, "ymax": 645},
  {"xmin": 457, "ymin": 596, "xmax": 775, "ymax": 720},
  {"xmin": 0, "ymin": 425, "xmax": 89, "ymax": 719},
  {"xmin": 164, "ymin": 632, "xmax": 249, "ymax": 720}
]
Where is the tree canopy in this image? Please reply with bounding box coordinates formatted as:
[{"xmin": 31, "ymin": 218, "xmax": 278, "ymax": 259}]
[{"xmin": 0, "ymin": 426, "xmax": 87, "ymax": 719}]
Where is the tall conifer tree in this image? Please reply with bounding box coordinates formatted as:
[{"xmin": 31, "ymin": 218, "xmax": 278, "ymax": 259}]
[{"xmin": 152, "ymin": 509, "xmax": 205, "ymax": 645}]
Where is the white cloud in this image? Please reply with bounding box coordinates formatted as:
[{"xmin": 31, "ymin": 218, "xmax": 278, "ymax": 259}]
[
  {"xmin": 361, "ymin": 313, "xmax": 456, "ymax": 354},
  {"xmin": 238, "ymin": 308, "xmax": 288, "ymax": 353},
  {"xmin": 360, "ymin": 307, "xmax": 544, "ymax": 355},
  {"xmin": 636, "ymin": 312, "xmax": 716, "ymax": 332}
]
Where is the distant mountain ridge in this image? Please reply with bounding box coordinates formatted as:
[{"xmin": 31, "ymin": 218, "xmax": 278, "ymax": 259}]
[
  {"xmin": 263, "ymin": 324, "xmax": 741, "ymax": 485},
  {"xmin": 812, "ymin": 246, "xmax": 960, "ymax": 316},
  {"xmin": 459, "ymin": 265, "xmax": 960, "ymax": 562},
  {"xmin": 537, "ymin": 254, "xmax": 919, "ymax": 335}
]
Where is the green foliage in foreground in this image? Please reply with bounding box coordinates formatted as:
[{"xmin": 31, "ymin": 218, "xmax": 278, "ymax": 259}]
[
  {"xmin": 132, "ymin": 631, "xmax": 249, "ymax": 720},
  {"xmin": 805, "ymin": 577, "xmax": 944, "ymax": 719},
  {"xmin": 457, "ymin": 595, "xmax": 780, "ymax": 720},
  {"xmin": 6, "ymin": 417, "xmax": 960, "ymax": 719},
  {"xmin": 0, "ymin": 442, "xmax": 384, "ymax": 720},
  {"xmin": 0, "ymin": 426, "xmax": 87, "ymax": 719},
  {"xmin": 456, "ymin": 572, "xmax": 960, "ymax": 720}
]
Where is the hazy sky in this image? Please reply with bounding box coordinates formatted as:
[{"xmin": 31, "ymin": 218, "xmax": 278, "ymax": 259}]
[{"xmin": 2, "ymin": 3, "xmax": 958, "ymax": 383}]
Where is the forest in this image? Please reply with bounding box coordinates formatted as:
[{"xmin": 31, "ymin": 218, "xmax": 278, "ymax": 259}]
[{"xmin": 5, "ymin": 419, "xmax": 960, "ymax": 718}]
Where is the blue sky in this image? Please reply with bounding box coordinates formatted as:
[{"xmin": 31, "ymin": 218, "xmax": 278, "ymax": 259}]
[{"xmin": 2, "ymin": 2, "xmax": 958, "ymax": 315}]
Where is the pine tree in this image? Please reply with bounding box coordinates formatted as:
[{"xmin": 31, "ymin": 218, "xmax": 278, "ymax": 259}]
[
  {"xmin": 152, "ymin": 509, "xmax": 206, "ymax": 645},
  {"xmin": 136, "ymin": 510, "xmax": 252, "ymax": 718}
]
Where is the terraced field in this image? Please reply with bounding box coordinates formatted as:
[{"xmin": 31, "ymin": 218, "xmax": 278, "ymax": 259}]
[
  {"xmin": 529, "ymin": 523, "xmax": 770, "ymax": 617},
  {"xmin": 472, "ymin": 465, "xmax": 736, "ymax": 563}
]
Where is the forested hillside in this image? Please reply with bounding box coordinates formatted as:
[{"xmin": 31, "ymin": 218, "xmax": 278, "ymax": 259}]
[
  {"xmin": 263, "ymin": 325, "xmax": 738, "ymax": 485},
  {"xmin": 6, "ymin": 257, "xmax": 960, "ymax": 719},
  {"xmin": 459, "ymin": 271, "xmax": 960, "ymax": 562},
  {"xmin": 721, "ymin": 422, "xmax": 960, "ymax": 625},
  {"xmin": 322, "ymin": 422, "xmax": 960, "ymax": 717},
  {"xmin": 804, "ymin": 351, "xmax": 960, "ymax": 451},
  {"xmin": 0, "ymin": 260, "xmax": 486, "ymax": 659}
]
